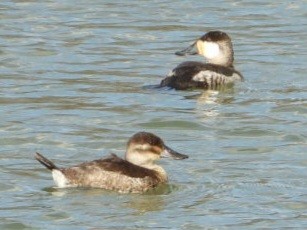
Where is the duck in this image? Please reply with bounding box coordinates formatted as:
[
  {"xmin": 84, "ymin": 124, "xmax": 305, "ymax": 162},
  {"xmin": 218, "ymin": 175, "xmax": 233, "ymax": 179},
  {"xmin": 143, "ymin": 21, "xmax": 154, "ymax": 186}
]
[
  {"xmin": 35, "ymin": 132, "xmax": 188, "ymax": 193},
  {"xmin": 160, "ymin": 31, "xmax": 243, "ymax": 90}
]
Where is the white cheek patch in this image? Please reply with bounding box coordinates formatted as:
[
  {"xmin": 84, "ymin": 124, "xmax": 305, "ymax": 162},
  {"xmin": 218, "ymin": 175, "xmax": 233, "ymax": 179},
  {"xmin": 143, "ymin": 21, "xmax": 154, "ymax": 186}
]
[{"xmin": 203, "ymin": 42, "xmax": 220, "ymax": 59}]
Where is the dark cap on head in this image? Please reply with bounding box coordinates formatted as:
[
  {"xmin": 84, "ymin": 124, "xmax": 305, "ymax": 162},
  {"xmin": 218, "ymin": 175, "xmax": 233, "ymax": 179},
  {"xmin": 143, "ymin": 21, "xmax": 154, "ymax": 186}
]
[
  {"xmin": 127, "ymin": 132, "xmax": 189, "ymax": 159},
  {"xmin": 127, "ymin": 132, "xmax": 164, "ymax": 149},
  {"xmin": 199, "ymin": 31, "xmax": 231, "ymax": 42}
]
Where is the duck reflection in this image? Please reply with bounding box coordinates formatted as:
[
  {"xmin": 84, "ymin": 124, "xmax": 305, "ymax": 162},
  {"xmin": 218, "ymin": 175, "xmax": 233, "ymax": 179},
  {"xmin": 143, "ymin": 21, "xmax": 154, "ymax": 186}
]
[{"xmin": 123, "ymin": 184, "xmax": 178, "ymax": 214}]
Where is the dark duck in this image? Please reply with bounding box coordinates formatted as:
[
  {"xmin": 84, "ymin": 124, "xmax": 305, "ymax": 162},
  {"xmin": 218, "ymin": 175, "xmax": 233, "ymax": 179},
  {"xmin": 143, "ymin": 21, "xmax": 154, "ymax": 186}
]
[{"xmin": 160, "ymin": 31, "xmax": 243, "ymax": 90}]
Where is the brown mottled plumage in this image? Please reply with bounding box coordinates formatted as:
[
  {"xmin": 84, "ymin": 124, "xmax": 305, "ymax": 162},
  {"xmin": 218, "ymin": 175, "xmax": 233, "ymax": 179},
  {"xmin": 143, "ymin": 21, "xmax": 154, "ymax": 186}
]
[{"xmin": 35, "ymin": 132, "xmax": 188, "ymax": 193}]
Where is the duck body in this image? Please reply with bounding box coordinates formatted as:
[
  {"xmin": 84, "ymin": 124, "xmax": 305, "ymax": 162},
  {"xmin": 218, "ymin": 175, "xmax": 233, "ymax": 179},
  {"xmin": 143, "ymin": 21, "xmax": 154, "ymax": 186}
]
[
  {"xmin": 161, "ymin": 61, "xmax": 243, "ymax": 90},
  {"xmin": 35, "ymin": 132, "xmax": 188, "ymax": 193},
  {"xmin": 50, "ymin": 154, "xmax": 165, "ymax": 193},
  {"xmin": 160, "ymin": 31, "xmax": 243, "ymax": 90}
]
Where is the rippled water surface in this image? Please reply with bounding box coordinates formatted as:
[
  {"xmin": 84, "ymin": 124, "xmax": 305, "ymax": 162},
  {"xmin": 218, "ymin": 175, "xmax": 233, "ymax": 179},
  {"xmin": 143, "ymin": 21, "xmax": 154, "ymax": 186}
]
[{"xmin": 1, "ymin": 0, "xmax": 307, "ymax": 229}]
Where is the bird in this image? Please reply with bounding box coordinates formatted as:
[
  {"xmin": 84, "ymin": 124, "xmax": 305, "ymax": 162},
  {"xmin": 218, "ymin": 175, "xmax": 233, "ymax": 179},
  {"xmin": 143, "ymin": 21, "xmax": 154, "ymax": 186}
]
[
  {"xmin": 160, "ymin": 31, "xmax": 243, "ymax": 90},
  {"xmin": 35, "ymin": 132, "xmax": 188, "ymax": 193}
]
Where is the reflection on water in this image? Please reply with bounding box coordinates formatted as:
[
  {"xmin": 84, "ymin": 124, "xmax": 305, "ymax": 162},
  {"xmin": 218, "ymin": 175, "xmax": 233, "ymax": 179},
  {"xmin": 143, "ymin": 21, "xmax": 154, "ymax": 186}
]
[
  {"xmin": 124, "ymin": 194, "xmax": 166, "ymax": 214},
  {"xmin": 1, "ymin": 0, "xmax": 307, "ymax": 229},
  {"xmin": 42, "ymin": 184, "xmax": 177, "ymax": 214}
]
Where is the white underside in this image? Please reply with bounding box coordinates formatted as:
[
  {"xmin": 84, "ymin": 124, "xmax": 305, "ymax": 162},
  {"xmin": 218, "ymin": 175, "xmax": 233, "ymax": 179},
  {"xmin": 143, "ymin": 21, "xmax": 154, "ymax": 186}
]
[
  {"xmin": 167, "ymin": 70, "xmax": 174, "ymax": 77},
  {"xmin": 192, "ymin": 70, "xmax": 241, "ymax": 86},
  {"xmin": 52, "ymin": 170, "xmax": 69, "ymax": 188}
]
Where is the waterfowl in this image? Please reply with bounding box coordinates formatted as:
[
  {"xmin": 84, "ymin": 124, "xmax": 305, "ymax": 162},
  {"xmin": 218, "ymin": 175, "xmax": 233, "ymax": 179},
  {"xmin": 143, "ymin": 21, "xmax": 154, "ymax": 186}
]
[
  {"xmin": 160, "ymin": 31, "xmax": 243, "ymax": 90},
  {"xmin": 35, "ymin": 132, "xmax": 188, "ymax": 193}
]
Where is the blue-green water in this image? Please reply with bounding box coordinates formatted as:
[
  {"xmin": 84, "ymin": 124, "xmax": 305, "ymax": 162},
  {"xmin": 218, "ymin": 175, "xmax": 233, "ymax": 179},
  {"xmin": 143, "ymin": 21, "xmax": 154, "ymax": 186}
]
[{"xmin": 1, "ymin": 1, "xmax": 306, "ymax": 229}]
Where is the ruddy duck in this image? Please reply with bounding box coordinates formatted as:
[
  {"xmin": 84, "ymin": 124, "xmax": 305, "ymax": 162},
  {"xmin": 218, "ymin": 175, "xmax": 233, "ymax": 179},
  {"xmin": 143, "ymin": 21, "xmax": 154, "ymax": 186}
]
[
  {"xmin": 160, "ymin": 31, "xmax": 243, "ymax": 90},
  {"xmin": 35, "ymin": 132, "xmax": 188, "ymax": 193}
]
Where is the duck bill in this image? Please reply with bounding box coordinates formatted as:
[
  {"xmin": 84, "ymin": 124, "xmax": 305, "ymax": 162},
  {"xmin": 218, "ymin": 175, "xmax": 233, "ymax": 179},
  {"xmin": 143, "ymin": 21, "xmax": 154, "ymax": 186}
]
[
  {"xmin": 175, "ymin": 42, "xmax": 198, "ymax": 56},
  {"xmin": 162, "ymin": 145, "xmax": 188, "ymax": 160}
]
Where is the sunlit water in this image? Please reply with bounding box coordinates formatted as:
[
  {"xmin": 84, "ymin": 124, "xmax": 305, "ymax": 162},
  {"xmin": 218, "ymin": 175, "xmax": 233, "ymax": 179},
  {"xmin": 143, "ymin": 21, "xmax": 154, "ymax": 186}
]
[{"xmin": 1, "ymin": 0, "xmax": 306, "ymax": 229}]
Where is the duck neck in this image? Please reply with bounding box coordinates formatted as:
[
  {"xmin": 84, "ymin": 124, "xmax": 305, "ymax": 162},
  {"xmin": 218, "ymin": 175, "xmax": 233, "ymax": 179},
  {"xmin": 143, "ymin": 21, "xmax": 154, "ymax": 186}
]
[
  {"xmin": 125, "ymin": 148, "xmax": 168, "ymax": 182},
  {"xmin": 142, "ymin": 163, "xmax": 168, "ymax": 182},
  {"xmin": 208, "ymin": 55, "xmax": 233, "ymax": 67}
]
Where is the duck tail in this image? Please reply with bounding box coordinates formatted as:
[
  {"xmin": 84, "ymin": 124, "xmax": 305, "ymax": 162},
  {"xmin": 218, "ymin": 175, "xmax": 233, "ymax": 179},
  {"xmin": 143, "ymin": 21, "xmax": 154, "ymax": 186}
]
[{"xmin": 35, "ymin": 152, "xmax": 58, "ymax": 170}]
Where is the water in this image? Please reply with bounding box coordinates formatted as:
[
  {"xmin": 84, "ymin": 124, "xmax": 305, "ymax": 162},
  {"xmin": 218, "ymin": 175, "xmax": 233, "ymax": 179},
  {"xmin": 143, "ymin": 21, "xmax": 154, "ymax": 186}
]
[{"xmin": 1, "ymin": 0, "xmax": 306, "ymax": 229}]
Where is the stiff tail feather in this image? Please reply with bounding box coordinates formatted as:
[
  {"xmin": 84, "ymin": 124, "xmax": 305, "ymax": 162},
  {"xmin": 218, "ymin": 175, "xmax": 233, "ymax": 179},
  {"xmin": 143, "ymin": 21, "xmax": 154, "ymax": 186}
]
[{"xmin": 35, "ymin": 152, "xmax": 58, "ymax": 170}]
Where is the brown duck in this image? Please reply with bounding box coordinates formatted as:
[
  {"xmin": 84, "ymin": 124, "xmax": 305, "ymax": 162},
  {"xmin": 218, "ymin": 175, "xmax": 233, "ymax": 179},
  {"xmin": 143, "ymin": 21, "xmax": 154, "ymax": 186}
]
[{"xmin": 35, "ymin": 132, "xmax": 188, "ymax": 193}]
